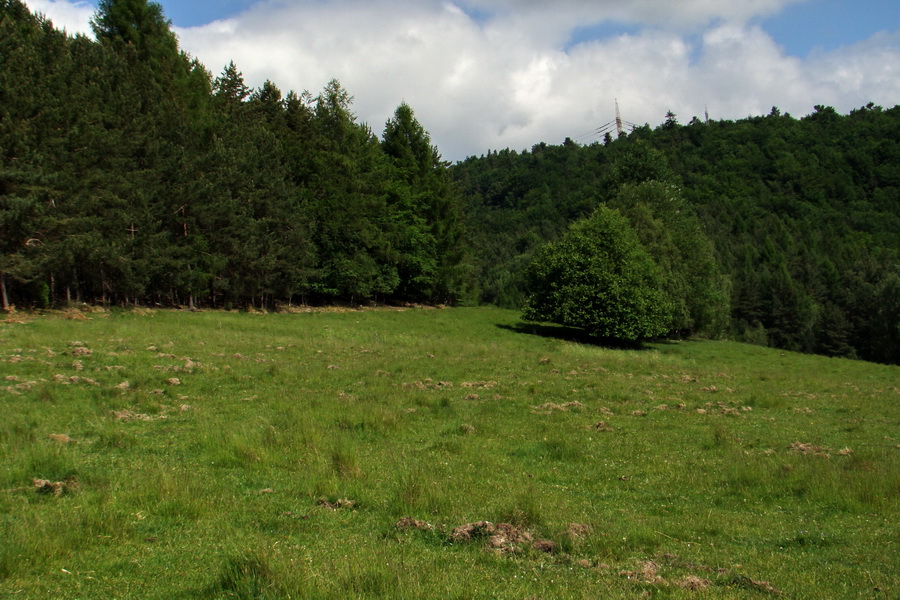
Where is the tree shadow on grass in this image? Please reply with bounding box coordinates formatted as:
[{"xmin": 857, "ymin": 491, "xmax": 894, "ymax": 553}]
[{"xmin": 497, "ymin": 321, "xmax": 656, "ymax": 351}]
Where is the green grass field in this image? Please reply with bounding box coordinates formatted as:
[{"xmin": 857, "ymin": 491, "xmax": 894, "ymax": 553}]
[{"xmin": 1, "ymin": 306, "xmax": 898, "ymax": 599}]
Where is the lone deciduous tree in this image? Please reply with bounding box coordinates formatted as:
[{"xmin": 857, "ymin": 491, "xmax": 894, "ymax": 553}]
[{"xmin": 522, "ymin": 206, "xmax": 671, "ymax": 341}]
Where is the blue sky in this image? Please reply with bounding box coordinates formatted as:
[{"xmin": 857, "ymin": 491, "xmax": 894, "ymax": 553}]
[
  {"xmin": 148, "ymin": 0, "xmax": 258, "ymax": 28},
  {"xmin": 63, "ymin": 0, "xmax": 900, "ymax": 56},
  {"xmin": 565, "ymin": 1, "xmax": 899, "ymax": 57},
  {"xmin": 25, "ymin": 0, "xmax": 900, "ymax": 161},
  {"xmin": 760, "ymin": 0, "xmax": 900, "ymax": 56},
  {"xmin": 134, "ymin": 0, "xmax": 900, "ymax": 57}
]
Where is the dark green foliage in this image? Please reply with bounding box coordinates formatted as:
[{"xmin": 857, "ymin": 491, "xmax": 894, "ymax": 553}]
[
  {"xmin": 609, "ymin": 181, "xmax": 730, "ymax": 338},
  {"xmin": 381, "ymin": 103, "xmax": 466, "ymax": 303},
  {"xmin": 453, "ymin": 104, "xmax": 900, "ymax": 364},
  {"xmin": 523, "ymin": 206, "xmax": 670, "ymax": 341},
  {"xmin": 3, "ymin": 0, "xmax": 897, "ymax": 362},
  {"xmin": 0, "ymin": 0, "xmax": 465, "ymax": 309},
  {"xmin": 91, "ymin": 0, "xmax": 177, "ymax": 60}
]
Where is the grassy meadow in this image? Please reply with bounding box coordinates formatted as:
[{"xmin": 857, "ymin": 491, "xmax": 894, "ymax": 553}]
[{"xmin": 1, "ymin": 306, "xmax": 898, "ymax": 599}]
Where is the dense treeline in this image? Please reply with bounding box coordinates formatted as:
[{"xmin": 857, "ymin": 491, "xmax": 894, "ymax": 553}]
[
  {"xmin": 3, "ymin": 1, "xmax": 898, "ymax": 365},
  {"xmin": 0, "ymin": 0, "xmax": 466, "ymax": 310},
  {"xmin": 452, "ymin": 107, "xmax": 900, "ymax": 364}
]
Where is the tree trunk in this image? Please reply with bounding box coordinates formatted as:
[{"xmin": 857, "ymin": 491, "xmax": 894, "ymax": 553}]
[{"xmin": 1, "ymin": 271, "xmax": 9, "ymax": 311}]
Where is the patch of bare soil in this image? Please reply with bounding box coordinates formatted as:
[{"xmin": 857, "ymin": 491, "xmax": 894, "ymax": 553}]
[
  {"xmin": 620, "ymin": 560, "xmax": 663, "ymax": 584},
  {"xmin": 51, "ymin": 374, "xmax": 99, "ymax": 386},
  {"xmin": 395, "ymin": 517, "xmax": 434, "ymax": 531},
  {"xmin": 696, "ymin": 400, "xmax": 751, "ymax": 415},
  {"xmin": 402, "ymin": 379, "xmax": 454, "ymax": 390},
  {"xmin": 47, "ymin": 434, "xmax": 76, "ymax": 444},
  {"xmin": 566, "ymin": 523, "xmax": 593, "ymax": 538},
  {"xmin": 460, "ymin": 381, "xmax": 497, "ymax": 389},
  {"xmin": 532, "ymin": 401, "xmax": 585, "ymax": 412},
  {"xmin": 675, "ymin": 575, "xmax": 711, "ymax": 591},
  {"xmin": 112, "ymin": 409, "xmax": 167, "ymax": 422},
  {"xmin": 730, "ymin": 575, "xmax": 781, "ymax": 595},
  {"xmin": 33, "ymin": 476, "xmax": 77, "ymax": 496},
  {"xmin": 451, "ymin": 521, "xmax": 535, "ymax": 554},
  {"xmin": 531, "ymin": 539, "xmax": 558, "ymax": 553},
  {"xmin": 631, "ymin": 553, "xmax": 780, "ymax": 595},
  {"xmin": 788, "ymin": 441, "xmax": 830, "ymax": 456},
  {"xmin": 2, "ymin": 306, "xmax": 31, "ymax": 324},
  {"xmin": 2, "ymin": 376, "xmax": 45, "ymax": 393},
  {"xmin": 592, "ymin": 421, "xmax": 613, "ymax": 432},
  {"xmin": 318, "ymin": 497, "xmax": 356, "ymax": 510}
]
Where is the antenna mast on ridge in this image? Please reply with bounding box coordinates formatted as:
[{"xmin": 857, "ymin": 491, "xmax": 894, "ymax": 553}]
[
  {"xmin": 571, "ymin": 100, "xmax": 640, "ymax": 145},
  {"xmin": 615, "ymin": 98, "xmax": 624, "ymax": 138}
]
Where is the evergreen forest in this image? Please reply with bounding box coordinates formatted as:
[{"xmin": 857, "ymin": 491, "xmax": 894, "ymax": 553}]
[
  {"xmin": 1, "ymin": 0, "xmax": 466, "ymax": 311},
  {"xmin": 2, "ymin": 0, "xmax": 898, "ymax": 365}
]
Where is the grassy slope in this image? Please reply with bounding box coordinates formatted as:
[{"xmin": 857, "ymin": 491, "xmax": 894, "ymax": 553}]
[{"xmin": 0, "ymin": 307, "xmax": 897, "ymax": 599}]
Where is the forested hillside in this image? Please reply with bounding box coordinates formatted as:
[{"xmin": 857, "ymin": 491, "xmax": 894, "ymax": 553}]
[
  {"xmin": 452, "ymin": 107, "xmax": 900, "ymax": 364},
  {"xmin": 2, "ymin": 0, "xmax": 898, "ymax": 364},
  {"xmin": 0, "ymin": 0, "xmax": 466, "ymax": 310}
]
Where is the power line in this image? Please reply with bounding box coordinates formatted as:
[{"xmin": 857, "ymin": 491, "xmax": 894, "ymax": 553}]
[
  {"xmin": 576, "ymin": 100, "xmax": 638, "ymax": 145},
  {"xmin": 573, "ymin": 120, "xmax": 616, "ymax": 142}
]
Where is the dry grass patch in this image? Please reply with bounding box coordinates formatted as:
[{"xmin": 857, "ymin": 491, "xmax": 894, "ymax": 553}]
[
  {"xmin": 532, "ymin": 401, "xmax": 585, "ymax": 412},
  {"xmin": 675, "ymin": 575, "xmax": 711, "ymax": 591},
  {"xmin": 32, "ymin": 476, "xmax": 78, "ymax": 496},
  {"xmin": 451, "ymin": 521, "xmax": 535, "ymax": 554},
  {"xmin": 395, "ymin": 517, "xmax": 434, "ymax": 531},
  {"xmin": 112, "ymin": 409, "xmax": 167, "ymax": 422},
  {"xmin": 788, "ymin": 441, "xmax": 829, "ymax": 455},
  {"xmin": 318, "ymin": 498, "xmax": 356, "ymax": 510}
]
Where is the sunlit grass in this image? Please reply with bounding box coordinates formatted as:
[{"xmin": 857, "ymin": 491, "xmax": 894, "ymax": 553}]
[{"xmin": 1, "ymin": 306, "xmax": 897, "ymax": 598}]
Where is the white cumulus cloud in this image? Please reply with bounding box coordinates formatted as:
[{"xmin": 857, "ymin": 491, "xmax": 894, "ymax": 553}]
[
  {"xmin": 21, "ymin": 0, "xmax": 900, "ymax": 161},
  {"xmin": 23, "ymin": 0, "xmax": 94, "ymax": 35}
]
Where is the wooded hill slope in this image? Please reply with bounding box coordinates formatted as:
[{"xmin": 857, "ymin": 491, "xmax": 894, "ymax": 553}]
[
  {"xmin": 1, "ymin": 0, "xmax": 466, "ymax": 310},
  {"xmin": 451, "ymin": 107, "xmax": 900, "ymax": 364}
]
